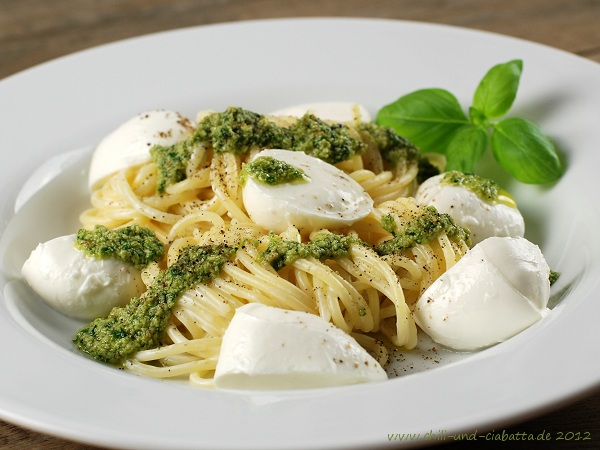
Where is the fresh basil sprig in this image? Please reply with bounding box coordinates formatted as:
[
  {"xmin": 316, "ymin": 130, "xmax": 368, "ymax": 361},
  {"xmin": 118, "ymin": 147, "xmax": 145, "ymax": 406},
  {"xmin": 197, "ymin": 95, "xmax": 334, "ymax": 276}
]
[{"xmin": 376, "ymin": 60, "xmax": 562, "ymax": 184}]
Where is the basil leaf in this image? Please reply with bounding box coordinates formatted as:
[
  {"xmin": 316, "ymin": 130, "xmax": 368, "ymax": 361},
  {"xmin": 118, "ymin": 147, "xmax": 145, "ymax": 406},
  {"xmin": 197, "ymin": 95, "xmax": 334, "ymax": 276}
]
[
  {"xmin": 473, "ymin": 60, "xmax": 523, "ymax": 119},
  {"xmin": 492, "ymin": 117, "xmax": 562, "ymax": 184},
  {"xmin": 468, "ymin": 106, "xmax": 488, "ymax": 127},
  {"xmin": 445, "ymin": 125, "xmax": 489, "ymax": 173},
  {"xmin": 376, "ymin": 88, "xmax": 469, "ymax": 153}
]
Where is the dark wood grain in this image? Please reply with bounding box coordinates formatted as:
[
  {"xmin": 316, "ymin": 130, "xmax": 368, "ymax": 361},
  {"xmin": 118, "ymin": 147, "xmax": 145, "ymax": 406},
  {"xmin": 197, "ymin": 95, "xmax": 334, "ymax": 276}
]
[
  {"xmin": 2, "ymin": 0, "xmax": 600, "ymax": 80},
  {"xmin": 1, "ymin": 1, "xmax": 600, "ymax": 448}
]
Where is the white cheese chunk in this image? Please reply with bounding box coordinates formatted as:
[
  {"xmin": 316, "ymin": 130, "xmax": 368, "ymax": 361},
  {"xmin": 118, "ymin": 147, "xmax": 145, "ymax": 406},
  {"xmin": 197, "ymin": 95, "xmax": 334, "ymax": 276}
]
[
  {"xmin": 415, "ymin": 173, "xmax": 525, "ymax": 245},
  {"xmin": 88, "ymin": 109, "xmax": 195, "ymax": 190},
  {"xmin": 214, "ymin": 303, "xmax": 387, "ymax": 390},
  {"xmin": 241, "ymin": 149, "xmax": 373, "ymax": 234},
  {"xmin": 21, "ymin": 234, "xmax": 145, "ymax": 321},
  {"xmin": 413, "ymin": 236, "xmax": 550, "ymax": 351},
  {"xmin": 269, "ymin": 102, "xmax": 371, "ymax": 123}
]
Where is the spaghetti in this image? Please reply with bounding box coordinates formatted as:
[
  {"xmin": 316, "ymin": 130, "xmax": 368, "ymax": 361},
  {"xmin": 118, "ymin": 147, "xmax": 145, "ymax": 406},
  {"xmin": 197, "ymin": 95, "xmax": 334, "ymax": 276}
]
[{"xmin": 77, "ymin": 108, "xmax": 470, "ymax": 385}]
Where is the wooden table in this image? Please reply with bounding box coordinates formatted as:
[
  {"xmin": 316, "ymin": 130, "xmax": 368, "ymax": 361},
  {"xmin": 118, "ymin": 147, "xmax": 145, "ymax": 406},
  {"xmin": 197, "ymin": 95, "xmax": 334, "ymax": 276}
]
[{"xmin": 1, "ymin": 1, "xmax": 599, "ymax": 448}]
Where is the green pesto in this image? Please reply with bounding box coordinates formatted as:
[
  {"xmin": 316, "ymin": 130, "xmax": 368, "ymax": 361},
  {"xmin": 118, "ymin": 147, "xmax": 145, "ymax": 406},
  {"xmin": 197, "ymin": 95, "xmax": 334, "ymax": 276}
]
[
  {"xmin": 442, "ymin": 171, "xmax": 501, "ymax": 203},
  {"xmin": 380, "ymin": 214, "xmax": 397, "ymax": 235},
  {"xmin": 358, "ymin": 122, "xmax": 438, "ymax": 183},
  {"xmin": 238, "ymin": 156, "xmax": 308, "ymax": 186},
  {"xmin": 358, "ymin": 122, "xmax": 419, "ymax": 166},
  {"xmin": 260, "ymin": 232, "xmax": 364, "ymax": 271},
  {"xmin": 288, "ymin": 113, "xmax": 365, "ymax": 164},
  {"xmin": 196, "ymin": 107, "xmax": 293, "ymax": 155},
  {"xmin": 260, "ymin": 208, "xmax": 470, "ymax": 269},
  {"xmin": 416, "ymin": 156, "xmax": 441, "ymax": 184},
  {"xmin": 375, "ymin": 206, "xmax": 471, "ymax": 256},
  {"xmin": 150, "ymin": 107, "xmax": 366, "ymax": 193},
  {"xmin": 72, "ymin": 245, "xmax": 235, "ymax": 364},
  {"xmin": 75, "ymin": 225, "xmax": 164, "ymax": 270},
  {"xmin": 149, "ymin": 139, "xmax": 197, "ymax": 194}
]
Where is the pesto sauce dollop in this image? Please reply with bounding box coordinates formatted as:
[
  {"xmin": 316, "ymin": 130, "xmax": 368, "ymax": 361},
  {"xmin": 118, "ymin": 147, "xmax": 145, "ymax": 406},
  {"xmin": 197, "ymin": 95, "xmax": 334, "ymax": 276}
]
[
  {"xmin": 150, "ymin": 107, "xmax": 367, "ymax": 193},
  {"xmin": 73, "ymin": 244, "xmax": 235, "ymax": 364},
  {"xmin": 441, "ymin": 171, "xmax": 516, "ymax": 207},
  {"xmin": 376, "ymin": 206, "xmax": 471, "ymax": 256},
  {"xmin": 239, "ymin": 155, "xmax": 308, "ymax": 186},
  {"xmin": 197, "ymin": 107, "xmax": 292, "ymax": 155},
  {"xmin": 549, "ymin": 270, "xmax": 560, "ymax": 285},
  {"xmin": 76, "ymin": 225, "xmax": 165, "ymax": 270},
  {"xmin": 260, "ymin": 232, "xmax": 364, "ymax": 271},
  {"xmin": 149, "ymin": 139, "xmax": 197, "ymax": 195},
  {"xmin": 358, "ymin": 122, "xmax": 419, "ymax": 166},
  {"xmin": 357, "ymin": 122, "xmax": 439, "ymax": 183}
]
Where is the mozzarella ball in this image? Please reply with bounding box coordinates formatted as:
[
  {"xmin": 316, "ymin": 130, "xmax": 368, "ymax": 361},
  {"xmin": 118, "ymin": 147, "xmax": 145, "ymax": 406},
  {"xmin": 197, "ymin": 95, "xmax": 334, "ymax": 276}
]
[
  {"xmin": 214, "ymin": 303, "xmax": 387, "ymax": 389},
  {"xmin": 21, "ymin": 234, "xmax": 145, "ymax": 320},
  {"xmin": 415, "ymin": 173, "xmax": 525, "ymax": 245},
  {"xmin": 269, "ymin": 102, "xmax": 371, "ymax": 123},
  {"xmin": 413, "ymin": 236, "xmax": 550, "ymax": 351},
  {"xmin": 241, "ymin": 149, "xmax": 373, "ymax": 234},
  {"xmin": 89, "ymin": 109, "xmax": 195, "ymax": 190}
]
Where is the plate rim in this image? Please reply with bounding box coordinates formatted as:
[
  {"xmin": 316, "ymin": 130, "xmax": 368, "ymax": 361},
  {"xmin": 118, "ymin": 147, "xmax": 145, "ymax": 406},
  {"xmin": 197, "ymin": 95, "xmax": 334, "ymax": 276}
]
[{"xmin": 1, "ymin": 16, "xmax": 600, "ymax": 450}]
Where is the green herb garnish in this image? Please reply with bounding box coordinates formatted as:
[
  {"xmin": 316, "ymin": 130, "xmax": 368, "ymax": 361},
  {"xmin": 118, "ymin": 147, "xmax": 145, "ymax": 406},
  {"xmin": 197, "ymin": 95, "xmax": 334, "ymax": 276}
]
[{"xmin": 376, "ymin": 60, "xmax": 563, "ymax": 184}]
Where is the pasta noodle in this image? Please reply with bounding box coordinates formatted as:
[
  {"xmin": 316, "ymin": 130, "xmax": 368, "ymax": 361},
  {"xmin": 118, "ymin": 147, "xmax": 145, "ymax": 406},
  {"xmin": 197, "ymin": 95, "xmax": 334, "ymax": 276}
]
[{"xmin": 79, "ymin": 111, "xmax": 470, "ymax": 386}]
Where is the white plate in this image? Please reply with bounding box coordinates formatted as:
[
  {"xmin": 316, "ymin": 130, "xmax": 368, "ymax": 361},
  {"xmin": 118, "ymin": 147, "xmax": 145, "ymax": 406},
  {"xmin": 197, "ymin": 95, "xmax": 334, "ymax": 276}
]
[{"xmin": 1, "ymin": 18, "xmax": 600, "ymax": 450}]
